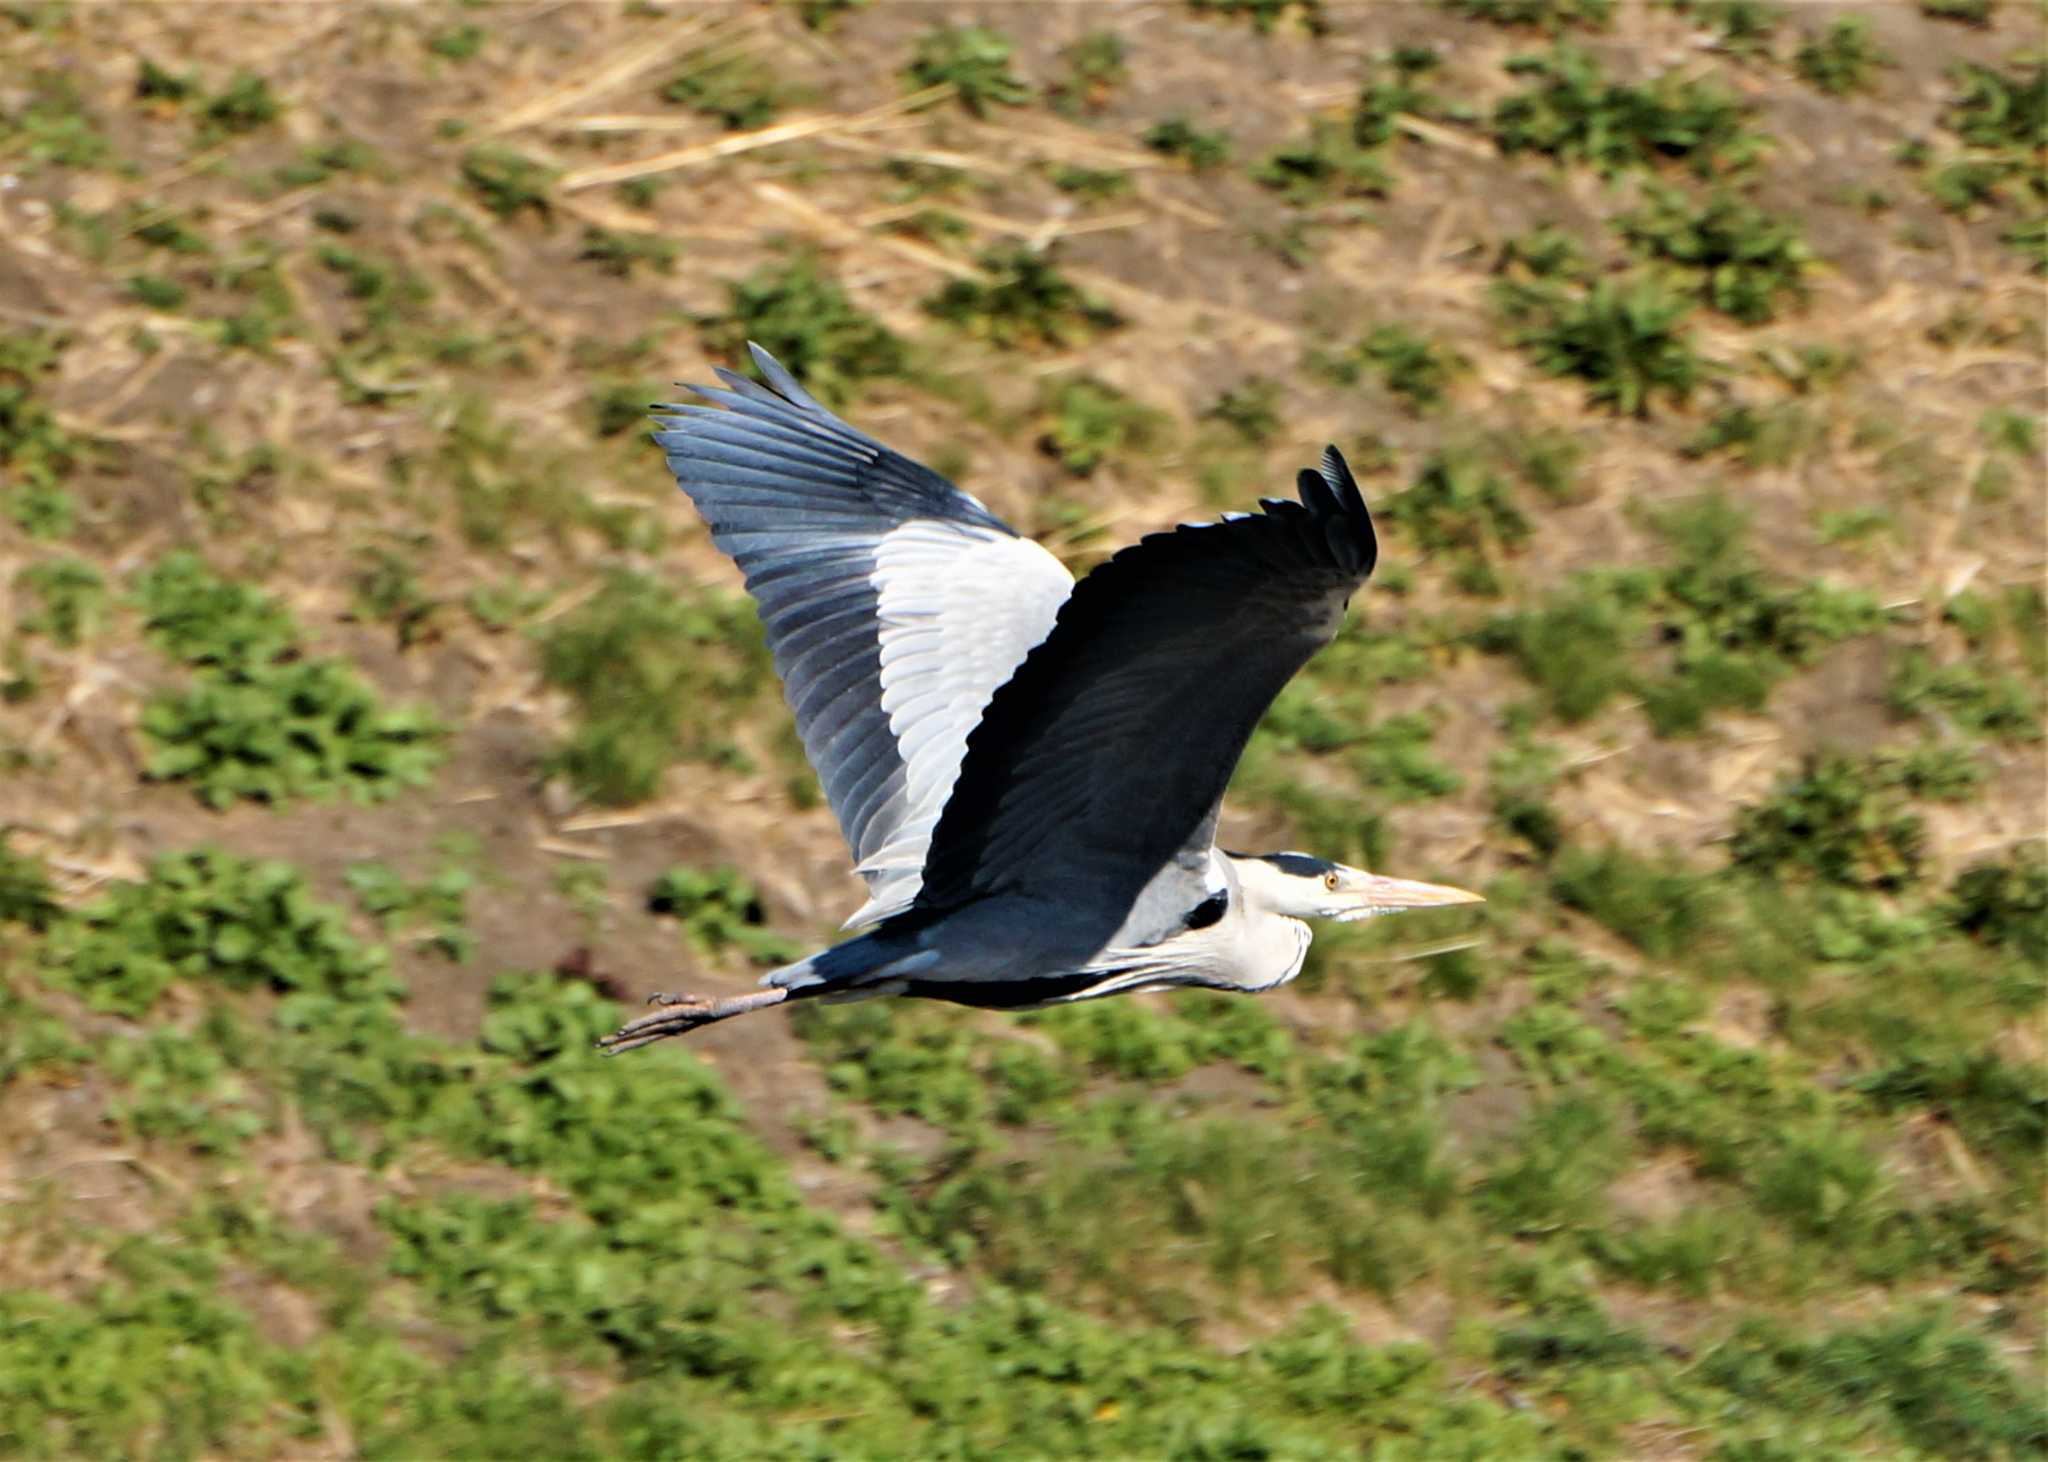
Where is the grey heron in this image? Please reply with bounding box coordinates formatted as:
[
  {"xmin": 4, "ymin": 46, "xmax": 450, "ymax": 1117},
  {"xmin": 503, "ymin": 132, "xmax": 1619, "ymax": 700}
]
[{"xmin": 598, "ymin": 344, "xmax": 1480, "ymax": 1053}]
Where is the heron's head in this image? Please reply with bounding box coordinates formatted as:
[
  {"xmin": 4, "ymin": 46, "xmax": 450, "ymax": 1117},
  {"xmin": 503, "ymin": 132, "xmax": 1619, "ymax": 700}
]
[{"xmin": 1230, "ymin": 851, "xmax": 1483, "ymax": 923}]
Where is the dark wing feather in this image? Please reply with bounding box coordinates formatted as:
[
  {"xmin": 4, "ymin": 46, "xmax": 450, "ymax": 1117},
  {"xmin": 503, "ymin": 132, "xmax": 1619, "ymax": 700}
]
[{"xmin": 913, "ymin": 447, "xmax": 1376, "ymax": 930}]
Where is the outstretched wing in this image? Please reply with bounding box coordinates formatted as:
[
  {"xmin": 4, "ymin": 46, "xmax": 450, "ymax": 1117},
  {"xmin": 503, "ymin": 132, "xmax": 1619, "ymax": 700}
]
[
  {"xmin": 913, "ymin": 448, "xmax": 1377, "ymax": 940},
  {"xmin": 653, "ymin": 344, "xmax": 1074, "ymax": 925}
]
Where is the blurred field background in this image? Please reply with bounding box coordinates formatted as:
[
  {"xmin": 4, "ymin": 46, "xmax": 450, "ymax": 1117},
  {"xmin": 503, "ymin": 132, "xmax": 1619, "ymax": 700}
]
[{"xmin": 0, "ymin": 0, "xmax": 2043, "ymax": 1456}]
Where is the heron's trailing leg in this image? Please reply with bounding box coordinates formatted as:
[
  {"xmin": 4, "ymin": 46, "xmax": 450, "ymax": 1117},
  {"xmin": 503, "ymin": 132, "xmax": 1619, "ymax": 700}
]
[{"xmin": 596, "ymin": 987, "xmax": 790, "ymax": 1054}]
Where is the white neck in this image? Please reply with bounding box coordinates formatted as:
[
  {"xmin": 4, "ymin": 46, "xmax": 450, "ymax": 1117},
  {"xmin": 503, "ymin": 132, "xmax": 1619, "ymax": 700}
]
[{"xmin": 1226, "ymin": 851, "xmax": 1322, "ymax": 919}]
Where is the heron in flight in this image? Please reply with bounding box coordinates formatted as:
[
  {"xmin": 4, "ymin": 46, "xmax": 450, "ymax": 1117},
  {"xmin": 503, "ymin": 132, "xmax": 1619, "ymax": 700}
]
[{"xmin": 599, "ymin": 345, "xmax": 1480, "ymax": 1053}]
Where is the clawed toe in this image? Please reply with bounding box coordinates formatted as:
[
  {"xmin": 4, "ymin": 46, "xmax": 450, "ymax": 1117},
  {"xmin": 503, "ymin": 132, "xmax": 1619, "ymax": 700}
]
[
  {"xmin": 595, "ymin": 986, "xmax": 790, "ymax": 1054},
  {"xmin": 597, "ymin": 995, "xmax": 716, "ymax": 1054}
]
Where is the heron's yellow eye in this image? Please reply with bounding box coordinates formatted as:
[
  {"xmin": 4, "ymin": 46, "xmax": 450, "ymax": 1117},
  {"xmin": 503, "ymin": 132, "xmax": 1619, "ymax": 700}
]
[{"xmin": 1323, "ymin": 871, "xmax": 1341, "ymax": 891}]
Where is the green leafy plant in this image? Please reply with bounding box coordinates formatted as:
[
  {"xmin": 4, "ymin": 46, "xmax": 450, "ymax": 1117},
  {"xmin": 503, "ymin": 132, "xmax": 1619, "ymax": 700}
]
[
  {"xmin": 1887, "ymin": 649, "xmax": 2040, "ymax": 741},
  {"xmin": 1316, "ymin": 323, "xmax": 1468, "ymax": 411},
  {"xmin": 1351, "ymin": 48, "xmax": 1445, "ymax": 147},
  {"xmin": 905, "ymin": 24, "xmax": 1030, "ymax": 116},
  {"xmin": 1551, "ymin": 846, "xmax": 1714, "ymax": 958},
  {"xmin": 107, "ymin": 1021, "xmax": 269, "ymax": 1155},
  {"xmin": 0, "ymin": 329, "xmax": 82, "ymax": 540},
  {"xmin": 1201, "ymin": 376, "xmax": 1284, "ymax": 445},
  {"xmin": 587, "ymin": 376, "xmax": 657, "ymax": 438},
  {"xmin": 427, "ymin": 22, "xmax": 486, "ymax": 60},
  {"xmin": 1794, "ymin": 17, "xmax": 1892, "ymax": 96},
  {"xmin": 1143, "ymin": 115, "xmax": 1231, "ymax": 170},
  {"xmin": 1047, "ymin": 164, "xmax": 1131, "ymax": 202},
  {"xmin": 133, "ymin": 554, "xmax": 444, "ymax": 807},
  {"xmin": 662, "ymin": 53, "xmax": 788, "ymax": 131},
  {"xmin": 1187, "ymin": 0, "xmax": 1326, "ymax": 34},
  {"xmin": 924, "ymin": 245, "xmax": 1121, "ymax": 350},
  {"xmin": 536, "ymin": 572, "xmax": 770, "ymax": 805},
  {"xmin": 1498, "ymin": 275, "xmax": 1707, "ymax": 416},
  {"xmin": 1489, "ymin": 735, "xmax": 1566, "ymax": 856},
  {"xmin": 15, "ymin": 557, "xmax": 107, "ymax": 646},
  {"xmin": 1496, "ymin": 223, "xmax": 1592, "ymax": 282},
  {"xmin": 201, "ymin": 70, "xmax": 282, "ymax": 136},
  {"xmin": 350, "ymin": 546, "xmax": 440, "ymax": 650},
  {"xmin": 1682, "ymin": 400, "xmax": 1821, "ymax": 467},
  {"xmin": 1688, "ymin": 0, "xmax": 1785, "ymax": 60},
  {"xmin": 1479, "ymin": 572, "xmax": 1646, "ymax": 720},
  {"xmin": 1442, "ymin": 0, "xmax": 1614, "ymax": 30},
  {"xmin": 141, "ymin": 659, "xmax": 445, "ymax": 809},
  {"xmin": 1700, "ymin": 1311, "xmax": 2048, "ymax": 1458},
  {"xmin": 1912, "ymin": 61, "xmax": 2045, "ymax": 225},
  {"xmin": 1616, "ymin": 185, "xmax": 1813, "ymax": 323},
  {"xmin": 1730, "ymin": 752, "xmax": 1927, "ymax": 891},
  {"xmin": 135, "ymin": 57, "xmax": 197, "ymax": 104},
  {"xmin": 42, "ymin": 847, "xmax": 398, "ymax": 1018},
  {"xmin": 2, "ymin": 71, "xmax": 114, "ymax": 171},
  {"xmin": 1891, "ymin": 738, "xmax": 1987, "ymax": 801},
  {"xmin": 646, "ymin": 864, "xmax": 799, "ymax": 966},
  {"xmin": 126, "ymin": 272, "xmax": 186, "ymax": 310},
  {"xmin": 702, "ymin": 254, "xmax": 906, "ymax": 407},
  {"xmin": 795, "ymin": 0, "xmax": 864, "ymax": 29},
  {"xmin": 346, "ymin": 860, "xmax": 476, "ymax": 962},
  {"xmin": 1480, "ymin": 493, "xmax": 1886, "ymax": 731},
  {"xmin": 550, "ymin": 861, "xmax": 610, "ymax": 930},
  {"xmin": 1050, "ymin": 31, "xmax": 1127, "ymax": 116},
  {"xmin": 1919, "ymin": 0, "xmax": 1995, "ymax": 19},
  {"xmin": 274, "ymin": 136, "xmax": 384, "ymax": 192},
  {"xmin": 418, "ymin": 394, "xmax": 645, "ymax": 552},
  {"xmin": 1382, "ymin": 443, "xmax": 1533, "ymax": 594},
  {"xmin": 1038, "ymin": 375, "xmax": 1165, "ymax": 475},
  {"xmin": 1634, "ymin": 492, "xmax": 1886, "ymax": 733},
  {"xmin": 1947, "ymin": 61, "xmax": 2046, "ymax": 154},
  {"xmin": 1493, "ymin": 45, "xmax": 1763, "ymax": 178},
  {"xmin": 1351, "ymin": 713, "xmax": 1464, "ymax": 800},
  {"xmin": 132, "ymin": 552, "xmax": 299, "ymax": 672},
  {"xmin": 459, "ymin": 146, "xmax": 557, "ymax": 219},
  {"xmin": 0, "ymin": 836, "xmax": 60, "ymax": 932},
  {"xmin": 200, "ymin": 243, "xmax": 298, "ymax": 355},
  {"xmin": 1253, "ymin": 119, "xmax": 1391, "ymax": 203},
  {"xmin": 1946, "ymin": 850, "xmax": 2047, "ymax": 963}
]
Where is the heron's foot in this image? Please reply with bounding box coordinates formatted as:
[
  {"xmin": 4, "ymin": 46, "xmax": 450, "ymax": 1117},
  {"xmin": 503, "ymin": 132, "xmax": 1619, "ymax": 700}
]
[{"xmin": 595, "ymin": 987, "xmax": 788, "ymax": 1054}]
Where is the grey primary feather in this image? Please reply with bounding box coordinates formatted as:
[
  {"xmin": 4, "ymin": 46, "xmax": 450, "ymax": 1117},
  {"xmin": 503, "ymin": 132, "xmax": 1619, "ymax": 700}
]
[
  {"xmin": 652, "ymin": 344, "xmax": 1073, "ymax": 920},
  {"xmin": 912, "ymin": 447, "xmax": 1376, "ymax": 941}
]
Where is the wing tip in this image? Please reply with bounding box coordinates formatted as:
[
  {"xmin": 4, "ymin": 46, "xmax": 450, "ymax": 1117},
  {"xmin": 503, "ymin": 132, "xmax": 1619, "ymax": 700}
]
[
  {"xmin": 1292, "ymin": 443, "xmax": 1376, "ymax": 578},
  {"xmin": 1298, "ymin": 444, "xmax": 1367, "ymax": 519},
  {"xmin": 669, "ymin": 342, "xmax": 830, "ymax": 422},
  {"xmin": 747, "ymin": 341, "xmax": 814, "ymax": 406}
]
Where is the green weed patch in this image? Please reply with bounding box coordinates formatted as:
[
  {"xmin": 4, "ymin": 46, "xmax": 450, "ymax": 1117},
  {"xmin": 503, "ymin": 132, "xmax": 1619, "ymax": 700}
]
[
  {"xmin": 42, "ymin": 847, "xmax": 397, "ymax": 1018},
  {"xmin": 536, "ymin": 572, "xmax": 770, "ymax": 806},
  {"xmin": 1498, "ymin": 274, "xmax": 1707, "ymax": 417},
  {"xmin": 646, "ymin": 864, "xmax": 798, "ymax": 967},
  {"xmin": 701, "ymin": 255, "xmax": 906, "ymax": 408},
  {"xmin": 1480, "ymin": 492, "xmax": 1888, "ymax": 730},
  {"xmin": 905, "ymin": 24, "xmax": 1030, "ymax": 116},
  {"xmin": 134, "ymin": 554, "xmax": 443, "ymax": 808},
  {"xmin": 1036, "ymin": 374, "xmax": 1165, "ymax": 475},
  {"xmin": 1493, "ymin": 45, "xmax": 1764, "ymax": 178},
  {"xmin": 1616, "ymin": 185, "xmax": 1813, "ymax": 323},
  {"xmin": 924, "ymin": 245, "xmax": 1121, "ymax": 350}
]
